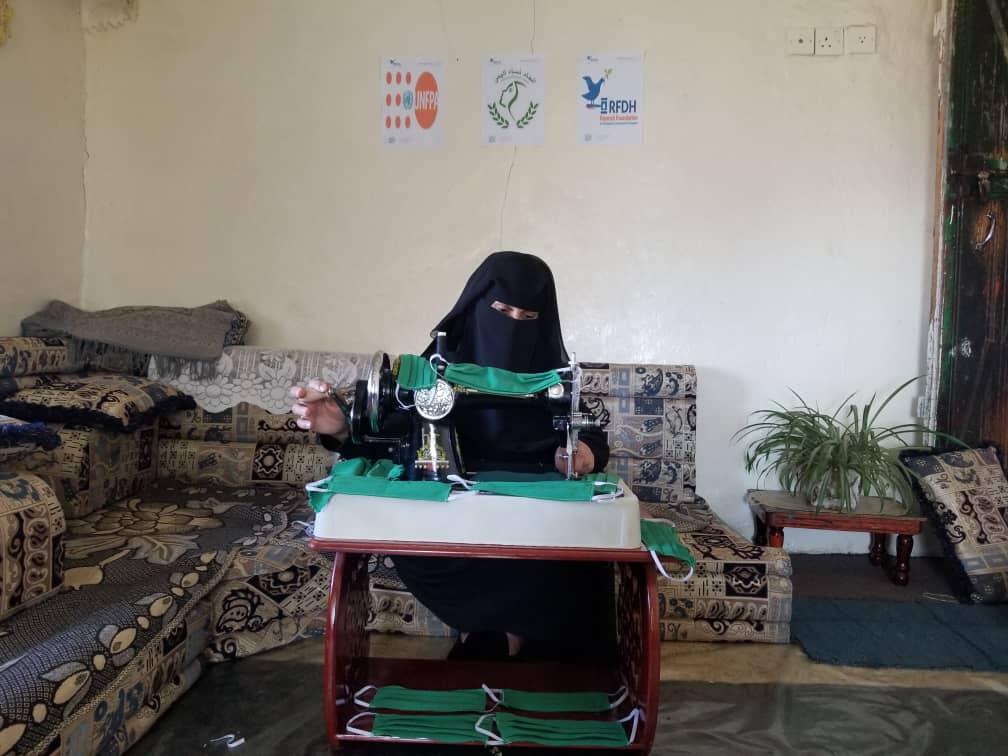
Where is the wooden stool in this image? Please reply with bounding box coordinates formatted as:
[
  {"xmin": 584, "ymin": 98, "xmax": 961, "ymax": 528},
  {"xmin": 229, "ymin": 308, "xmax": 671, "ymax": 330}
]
[{"xmin": 746, "ymin": 489, "xmax": 926, "ymax": 586}]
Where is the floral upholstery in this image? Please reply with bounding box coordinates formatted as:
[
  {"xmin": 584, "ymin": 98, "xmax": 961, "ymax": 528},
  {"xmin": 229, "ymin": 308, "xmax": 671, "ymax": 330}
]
[
  {"xmin": 902, "ymin": 446, "xmax": 1008, "ymax": 603},
  {"xmin": 0, "ymin": 373, "xmax": 194, "ymax": 431},
  {"xmin": 0, "ymin": 473, "xmax": 65, "ymax": 622},
  {"xmin": 1, "ymin": 423, "xmax": 158, "ymax": 518},
  {"xmin": 157, "ymin": 439, "xmax": 332, "ymax": 487},
  {"xmin": 159, "ymin": 403, "xmax": 315, "ymax": 445}
]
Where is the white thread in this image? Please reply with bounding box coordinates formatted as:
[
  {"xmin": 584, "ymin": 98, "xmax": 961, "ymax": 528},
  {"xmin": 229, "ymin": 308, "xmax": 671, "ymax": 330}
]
[
  {"xmin": 481, "ymin": 684, "xmax": 502, "ymax": 704},
  {"xmin": 607, "ymin": 685, "xmax": 629, "ymax": 710}
]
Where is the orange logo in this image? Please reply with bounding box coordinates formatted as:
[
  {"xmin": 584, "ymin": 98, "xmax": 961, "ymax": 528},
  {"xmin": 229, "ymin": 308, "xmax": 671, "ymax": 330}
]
[{"xmin": 414, "ymin": 72, "xmax": 439, "ymax": 130}]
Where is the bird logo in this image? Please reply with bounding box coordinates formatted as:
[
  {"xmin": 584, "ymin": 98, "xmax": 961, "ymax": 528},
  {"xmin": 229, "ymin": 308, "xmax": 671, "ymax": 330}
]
[{"xmin": 582, "ymin": 68, "xmax": 612, "ymax": 108}]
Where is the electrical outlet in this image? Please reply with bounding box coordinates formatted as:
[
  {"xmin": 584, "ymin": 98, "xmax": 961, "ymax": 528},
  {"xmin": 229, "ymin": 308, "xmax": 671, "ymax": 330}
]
[
  {"xmin": 815, "ymin": 27, "xmax": 844, "ymax": 56},
  {"xmin": 787, "ymin": 27, "xmax": 815, "ymax": 55},
  {"xmin": 846, "ymin": 24, "xmax": 877, "ymax": 54}
]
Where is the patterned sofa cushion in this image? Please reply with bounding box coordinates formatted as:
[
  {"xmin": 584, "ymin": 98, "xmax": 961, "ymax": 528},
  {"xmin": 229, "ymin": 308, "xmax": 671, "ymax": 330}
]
[
  {"xmin": 0, "ymin": 472, "xmax": 65, "ymax": 621},
  {"xmin": 157, "ymin": 439, "xmax": 332, "ymax": 487},
  {"xmin": 902, "ymin": 446, "xmax": 1008, "ymax": 604},
  {"xmin": 0, "ymin": 415, "xmax": 61, "ymax": 464},
  {"xmin": 0, "ymin": 373, "xmax": 194, "ymax": 431},
  {"xmin": 581, "ymin": 363, "xmax": 696, "ymax": 505},
  {"xmin": 159, "ymin": 403, "xmax": 315, "ymax": 445},
  {"xmin": 0, "ymin": 336, "xmax": 82, "ymax": 380},
  {"xmin": 3, "ymin": 423, "xmax": 158, "ymax": 518}
]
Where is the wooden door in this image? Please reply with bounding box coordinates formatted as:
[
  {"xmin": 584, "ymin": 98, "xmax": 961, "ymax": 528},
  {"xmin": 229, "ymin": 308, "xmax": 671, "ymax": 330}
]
[{"xmin": 935, "ymin": 0, "xmax": 1008, "ymax": 452}]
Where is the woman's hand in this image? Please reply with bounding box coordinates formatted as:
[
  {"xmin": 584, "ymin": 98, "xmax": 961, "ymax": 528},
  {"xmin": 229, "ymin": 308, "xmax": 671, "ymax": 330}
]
[
  {"xmin": 290, "ymin": 379, "xmax": 349, "ymax": 440},
  {"xmin": 554, "ymin": 440, "xmax": 595, "ymax": 476}
]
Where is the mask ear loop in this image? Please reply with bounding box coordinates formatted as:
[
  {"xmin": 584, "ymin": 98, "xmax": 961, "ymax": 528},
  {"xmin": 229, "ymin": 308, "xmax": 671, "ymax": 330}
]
[
  {"xmin": 304, "ymin": 476, "xmax": 331, "ymax": 493},
  {"xmin": 607, "ymin": 685, "xmax": 629, "ymax": 710},
  {"xmin": 345, "ymin": 711, "xmax": 376, "ymax": 737},
  {"xmin": 474, "ymin": 713, "xmax": 505, "ymax": 746},
  {"xmin": 480, "ymin": 683, "xmax": 502, "ymax": 710},
  {"xmin": 650, "ymin": 549, "xmax": 694, "ymax": 582},
  {"xmin": 619, "ymin": 708, "xmax": 641, "ymax": 745},
  {"xmin": 592, "ymin": 481, "xmax": 624, "ymax": 501},
  {"xmin": 352, "ymin": 684, "xmax": 378, "ymax": 708}
]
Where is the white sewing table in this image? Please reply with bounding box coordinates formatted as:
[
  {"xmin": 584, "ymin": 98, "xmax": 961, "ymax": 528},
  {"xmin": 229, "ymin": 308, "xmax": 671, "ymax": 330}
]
[{"xmin": 310, "ymin": 479, "xmax": 660, "ymax": 751}]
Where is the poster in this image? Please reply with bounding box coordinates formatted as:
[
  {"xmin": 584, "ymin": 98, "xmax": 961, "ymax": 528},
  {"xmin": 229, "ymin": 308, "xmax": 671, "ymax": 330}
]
[
  {"xmin": 381, "ymin": 57, "xmax": 443, "ymax": 147},
  {"xmin": 576, "ymin": 53, "xmax": 644, "ymax": 145},
  {"xmin": 481, "ymin": 55, "xmax": 545, "ymax": 146}
]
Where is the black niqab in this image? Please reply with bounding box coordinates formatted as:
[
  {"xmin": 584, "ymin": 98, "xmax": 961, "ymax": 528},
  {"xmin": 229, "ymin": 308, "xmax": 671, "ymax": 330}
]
[
  {"xmin": 422, "ymin": 252, "xmax": 570, "ymax": 469},
  {"xmin": 423, "ymin": 251, "xmax": 568, "ymax": 372}
]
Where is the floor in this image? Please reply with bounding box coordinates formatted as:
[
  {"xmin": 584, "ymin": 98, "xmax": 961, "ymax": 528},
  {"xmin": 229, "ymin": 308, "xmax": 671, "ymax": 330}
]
[{"xmin": 132, "ymin": 555, "xmax": 1008, "ymax": 755}]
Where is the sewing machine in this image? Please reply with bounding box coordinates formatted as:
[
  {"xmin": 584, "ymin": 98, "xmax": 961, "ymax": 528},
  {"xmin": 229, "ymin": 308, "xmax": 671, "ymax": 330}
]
[{"xmin": 329, "ymin": 333, "xmax": 601, "ymax": 481}]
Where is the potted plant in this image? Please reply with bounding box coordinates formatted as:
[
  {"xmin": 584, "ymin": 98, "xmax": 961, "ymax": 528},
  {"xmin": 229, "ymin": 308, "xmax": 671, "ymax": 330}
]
[{"xmin": 733, "ymin": 378, "xmax": 954, "ymax": 513}]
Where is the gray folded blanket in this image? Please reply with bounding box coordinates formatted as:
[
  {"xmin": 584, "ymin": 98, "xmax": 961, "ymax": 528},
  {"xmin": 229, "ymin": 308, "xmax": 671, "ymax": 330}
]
[{"xmin": 21, "ymin": 299, "xmax": 248, "ymax": 376}]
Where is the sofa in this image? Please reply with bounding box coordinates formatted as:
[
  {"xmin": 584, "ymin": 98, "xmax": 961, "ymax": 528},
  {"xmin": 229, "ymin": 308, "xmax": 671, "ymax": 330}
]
[{"xmin": 0, "ymin": 338, "xmax": 791, "ymax": 755}]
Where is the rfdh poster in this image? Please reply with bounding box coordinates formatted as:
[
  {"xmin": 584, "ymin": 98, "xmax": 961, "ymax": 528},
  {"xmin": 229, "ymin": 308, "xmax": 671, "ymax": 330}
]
[
  {"xmin": 576, "ymin": 53, "xmax": 644, "ymax": 145},
  {"xmin": 481, "ymin": 55, "xmax": 545, "ymax": 146},
  {"xmin": 382, "ymin": 58, "xmax": 443, "ymax": 147}
]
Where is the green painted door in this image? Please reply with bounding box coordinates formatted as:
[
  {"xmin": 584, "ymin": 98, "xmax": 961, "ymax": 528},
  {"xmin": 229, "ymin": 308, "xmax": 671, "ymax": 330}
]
[{"xmin": 936, "ymin": 0, "xmax": 1008, "ymax": 452}]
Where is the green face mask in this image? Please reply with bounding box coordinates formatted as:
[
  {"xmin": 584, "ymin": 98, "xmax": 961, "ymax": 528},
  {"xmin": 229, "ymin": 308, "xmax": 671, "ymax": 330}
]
[
  {"xmin": 396, "ymin": 354, "xmax": 437, "ymax": 391},
  {"xmin": 640, "ymin": 518, "xmax": 696, "ymax": 567},
  {"xmin": 498, "ymin": 689, "xmax": 612, "ymax": 713},
  {"xmin": 443, "ymin": 362, "xmax": 562, "ymax": 396},
  {"xmin": 492, "ymin": 711, "xmax": 635, "ymax": 747},
  {"xmin": 347, "ymin": 712, "xmax": 485, "ymax": 743},
  {"xmin": 357, "ymin": 685, "xmax": 487, "ymax": 713},
  {"xmin": 472, "ymin": 472, "xmax": 621, "ymax": 502}
]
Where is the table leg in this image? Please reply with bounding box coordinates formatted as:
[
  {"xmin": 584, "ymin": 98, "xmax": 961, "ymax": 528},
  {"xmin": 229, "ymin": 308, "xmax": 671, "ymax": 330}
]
[
  {"xmin": 323, "ymin": 552, "xmax": 369, "ymax": 750},
  {"xmin": 894, "ymin": 534, "xmax": 913, "ymax": 586},
  {"xmin": 868, "ymin": 532, "xmax": 887, "ymax": 566},
  {"xmin": 767, "ymin": 526, "xmax": 784, "ymax": 548},
  {"xmin": 753, "ymin": 514, "xmax": 768, "ymax": 546},
  {"xmin": 616, "ymin": 561, "xmax": 659, "ymax": 752}
]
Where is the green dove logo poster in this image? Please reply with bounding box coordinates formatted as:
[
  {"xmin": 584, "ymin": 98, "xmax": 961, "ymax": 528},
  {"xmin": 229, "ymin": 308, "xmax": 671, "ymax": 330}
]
[{"xmin": 482, "ymin": 55, "xmax": 544, "ymax": 146}]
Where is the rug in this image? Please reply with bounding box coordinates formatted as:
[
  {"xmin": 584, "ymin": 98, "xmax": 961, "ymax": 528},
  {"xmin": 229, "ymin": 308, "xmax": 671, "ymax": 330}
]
[{"xmin": 791, "ymin": 596, "xmax": 1008, "ymax": 671}]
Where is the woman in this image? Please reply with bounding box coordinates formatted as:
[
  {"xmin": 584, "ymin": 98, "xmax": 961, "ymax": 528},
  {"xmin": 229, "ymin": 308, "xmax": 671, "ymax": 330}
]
[{"xmin": 291, "ymin": 252, "xmax": 613, "ymax": 660}]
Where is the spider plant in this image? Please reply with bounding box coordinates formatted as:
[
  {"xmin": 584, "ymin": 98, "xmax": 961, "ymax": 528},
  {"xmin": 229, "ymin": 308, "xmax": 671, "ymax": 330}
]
[{"xmin": 733, "ymin": 377, "xmax": 956, "ymax": 513}]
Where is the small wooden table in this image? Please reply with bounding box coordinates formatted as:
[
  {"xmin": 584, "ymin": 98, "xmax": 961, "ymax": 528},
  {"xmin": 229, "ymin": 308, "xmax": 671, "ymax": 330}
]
[{"xmin": 746, "ymin": 489, "xmax": 927, "ymax": 586}]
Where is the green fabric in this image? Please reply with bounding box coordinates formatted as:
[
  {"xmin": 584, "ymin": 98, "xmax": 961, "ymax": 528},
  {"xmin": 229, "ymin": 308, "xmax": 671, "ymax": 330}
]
[
  {"xmin": 493, "ymin": 712, "xmax": 630, "ymax": 747},
  {"xmin": 370, "ymin": 713, "xmax": 484, "ymax": 743},
  {"xmin": 396, "ymin": 354, "xmax": 437, "ymax": 391},
  {"xmin": 308, "ymin": 458, "xmax": 451, "ymax": 512},
  {"xmin": 443, "ymin": 362, "xmax": 561, "ymax": 396},
  {"xmin": 640, "ymin": 519, "xmax": 696, "ymax": 567},
  {"xmin": 472, "ymin": 471, "xmax": 620, "ymax": 502},
  {"xmin": 369, "ymin": 686, "xmax": 487, "ymax": 713},
  {"xmin": 500, "ymin": 689, "xmax": 611, "ymax": 713}
]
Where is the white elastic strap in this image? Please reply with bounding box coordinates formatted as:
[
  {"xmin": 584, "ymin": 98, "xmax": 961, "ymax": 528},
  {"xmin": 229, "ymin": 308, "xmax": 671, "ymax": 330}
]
[
  {"xmin": 446, "ymin": 474, "xmax": 475, "ymax": 490},
  {"xmin": 619, "ymin": 708, "xmax": 641, "ymax": 745},
  {"xmin": 650, "ymin": 550, "xmax": 694, "ymax": 582},
  {"xmin": 480, "ymin": 683, "xmax": 502, "ymax": 705},
  {"xmin": 607, "ymin": 685, "xmax": 629, "ymax": 710},
  {"xmin": 395, "ymin": 385, "xmax": 415, "ymax": 410},
  {"xmin": 352, "ymin": 684, "xmax": 377, "ymax": 708},
  {"xmin": 304, "ymin": 476, "xmax": 331, "ymax": 493},
  {"xmin": 345, "ymin": 711, "xmax": 376, "ymax": 737},
  {"xmin": 592, "ymin": 482, "xmax": 624, "ymax": 502},
  {"xmin": 474, "ymin": 713, "xmax": 504, "ymax": 746}
]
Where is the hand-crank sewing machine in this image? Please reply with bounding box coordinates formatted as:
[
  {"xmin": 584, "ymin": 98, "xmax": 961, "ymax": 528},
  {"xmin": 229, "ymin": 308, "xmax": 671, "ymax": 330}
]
[
  {"xmin": 309, "ymin": 334, "xmax": 664, "ymax": 752},
  {"xmin": 329, "ymin": 332, "xmax": 601, "ymax": 481}
]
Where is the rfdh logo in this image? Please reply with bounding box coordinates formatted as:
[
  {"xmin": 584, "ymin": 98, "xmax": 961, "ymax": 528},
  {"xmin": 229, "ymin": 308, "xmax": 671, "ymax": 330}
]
[{"xmin": 582, "ymin": 68, "xmax": 612, "ymax": 109}]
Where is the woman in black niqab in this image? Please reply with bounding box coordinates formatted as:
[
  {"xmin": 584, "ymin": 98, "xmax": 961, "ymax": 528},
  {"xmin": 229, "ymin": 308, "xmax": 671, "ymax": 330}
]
[{"xmin": 392, "ymin": 251, "xmax": 614, "ymax": 660}]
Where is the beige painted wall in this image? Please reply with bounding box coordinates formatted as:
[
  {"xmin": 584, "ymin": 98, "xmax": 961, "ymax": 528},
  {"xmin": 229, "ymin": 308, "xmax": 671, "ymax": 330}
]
[
  {"xmin": 0, "ymin": 0, "xmax": 85, "ymax": 335},
  {"xmin": 83, "ymin": 0, "xmax": 941, "ymax": 549}
]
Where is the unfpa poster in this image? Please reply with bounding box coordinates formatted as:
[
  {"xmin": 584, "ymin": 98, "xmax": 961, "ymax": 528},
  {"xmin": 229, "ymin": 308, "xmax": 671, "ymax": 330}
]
[
  {"xmin": 576, "ymin": 53, "xmax": 644, "ymax": 145},
  {"xmin": 481, "ymin": 55, "xmax": 545, "ymax": 146},
  {"xmin": 381, "ymin": 58, "xmax": 443, "ymax": 147}
]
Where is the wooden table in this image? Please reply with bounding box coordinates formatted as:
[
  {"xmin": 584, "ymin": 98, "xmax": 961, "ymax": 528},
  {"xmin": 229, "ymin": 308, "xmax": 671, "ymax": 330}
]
[
  {"xmin": 309, "ymin": 537, "xmax": 660, "ymax": 751},
  {"xmin": 746, "ymin": 489, "xmax": 927, "ymax": 586}
]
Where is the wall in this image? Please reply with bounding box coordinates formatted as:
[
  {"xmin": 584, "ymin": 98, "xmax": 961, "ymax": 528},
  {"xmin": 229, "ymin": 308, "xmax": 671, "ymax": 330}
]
[
  {"xmin": 0, "ymin": 0, "xmax": 85, "ymax": 335},
  {"xmin": 82, "ymin": 0, "xmax": 942, "ymax": 550}
]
